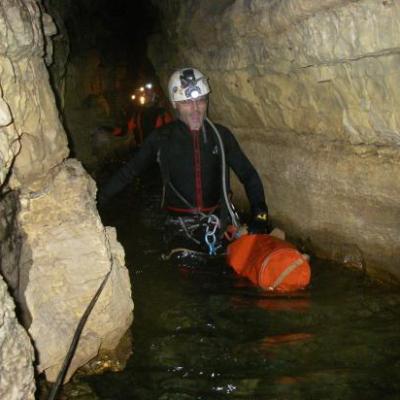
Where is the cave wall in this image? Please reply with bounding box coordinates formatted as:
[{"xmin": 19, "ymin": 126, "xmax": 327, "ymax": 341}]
[
  {"xmin": 0, "ymin": 192, "xmax": 35, "ymax": 399},
  {"xmin": 0, "ymin": 273, "xmax": 35, "ymax": 399},
  {"xmin": 149, "ymin": 0, "xmax": 400, "ymax": 281},
  {"xmin": 0, "ymin": 0, "xmax": 68, "ymax": 187},
  {"xmin": 0, "ymin": 0, "xmax": 133, "ymax": 386}
]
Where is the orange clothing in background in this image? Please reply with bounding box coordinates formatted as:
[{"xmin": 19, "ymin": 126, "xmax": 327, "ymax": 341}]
[{"xmin": 155, "ymin": 111, "xmax": 173, "ymax": 129}]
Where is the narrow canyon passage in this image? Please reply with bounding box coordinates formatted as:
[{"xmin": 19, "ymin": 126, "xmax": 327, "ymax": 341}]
[
  {"xmin": 46, "ymin": 169, "xmax": 400, "ymax": 400},
  {"xmin": 1, "ymin": 1, "xmax": 400, "ymax": 399}
]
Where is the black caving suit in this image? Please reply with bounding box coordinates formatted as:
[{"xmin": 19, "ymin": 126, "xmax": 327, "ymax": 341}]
[{"xmin": 98, "ymin": 119, "xmax": 268, "ymax": 257}]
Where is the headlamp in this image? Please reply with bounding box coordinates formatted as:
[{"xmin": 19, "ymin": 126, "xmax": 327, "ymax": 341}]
[{"xmin": 180, "ymin": 69, "xmax": 202, "ymax": 100}]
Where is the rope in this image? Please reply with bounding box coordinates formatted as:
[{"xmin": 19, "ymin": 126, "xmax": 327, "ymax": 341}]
[
  {"xmin": 178, "ymin": 217, "xmax": 201, "ymax": 245},
  {"xmin": 161, "ymin": 247, "xmax": 210, "ymax": 260},
  {"xmin": 205, "ymin": 117, "xmax": 240, "ymax": 227}
]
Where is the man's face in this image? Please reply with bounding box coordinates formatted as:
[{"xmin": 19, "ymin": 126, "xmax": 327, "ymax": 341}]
[{"xmin": 174, "ymin": 96, "xmax": 208, "ymax": 130}]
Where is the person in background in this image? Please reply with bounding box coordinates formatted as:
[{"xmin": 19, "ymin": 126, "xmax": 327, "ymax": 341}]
[
  {"xmin": 112, "ymin": 84, "xmax": 173, "ymax": 143},
  {"xmin": 98, "ymin": 67, "xmax": 269, "ymax": 259}
]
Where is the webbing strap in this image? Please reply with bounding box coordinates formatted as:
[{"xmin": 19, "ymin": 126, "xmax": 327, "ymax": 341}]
[
  {"xmin": 270, "ymin": 256, "xmax": 305, "ymax": 290},
  {"xmin": 167, "ymin": 205, "xmax": 218, "ymax": 214},
  {"xmin": 259, "ymin": 250, "xmax": 307, "ymax": 291}
]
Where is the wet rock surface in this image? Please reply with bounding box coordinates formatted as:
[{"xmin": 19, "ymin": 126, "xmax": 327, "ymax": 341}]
[{"xmin": 0, "ymin": 274, "xmax": 35, "ymax": 400}]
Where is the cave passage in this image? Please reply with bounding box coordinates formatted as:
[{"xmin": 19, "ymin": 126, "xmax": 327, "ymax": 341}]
[
  {"xmin": 46, "ymin": 1, "xmax": 400, "ymax": 397},
  {"xmin": 53, "ymin": 170, "xmax": 400, "ymax": 400},
  {"xmin": 3, "ymin": 0, "xmax": 400, "ymax": 397}
]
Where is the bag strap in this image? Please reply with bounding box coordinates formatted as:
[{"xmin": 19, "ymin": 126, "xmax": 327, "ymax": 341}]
[{"xmin": 259, "ymin": 250, "xmax": 308, "ymax": 291}]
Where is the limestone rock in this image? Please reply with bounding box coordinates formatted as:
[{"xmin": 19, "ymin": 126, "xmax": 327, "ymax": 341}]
[
  {"xmin": 0, "ymin": 274, "xmax": 35, "ymax": 400},
  {"xmin": 0, "ymin": 80, "xmax": 20, "ymax": 186},
  {"xmin": 19, "ymin": 159, "xmax": 134, "ymax": 382},
  {"xmin": 0, "ymin": 93, "xmax": 12, "ymax": 126},
  {"xmin": 0, "ymin": 0, "xmax": 69, "ymax": 189},
  {"xmin": 0, "ymin": 0, "xmax": 135, "ymax": 387}
]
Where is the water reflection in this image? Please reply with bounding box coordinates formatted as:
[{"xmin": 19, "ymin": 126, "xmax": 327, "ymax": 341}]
[
  {"xmin": 259, "ymin": 332, "xmax": 314, "ymax": 348},
  {"xmin": 230, "ymin": 290, "xmax": 311, "ymax": 312}
]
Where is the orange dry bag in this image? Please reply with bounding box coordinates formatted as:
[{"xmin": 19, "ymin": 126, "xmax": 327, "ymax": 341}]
[{"xmin": 226, "ymin": 234, "xmax": 311, "ymax": 292}]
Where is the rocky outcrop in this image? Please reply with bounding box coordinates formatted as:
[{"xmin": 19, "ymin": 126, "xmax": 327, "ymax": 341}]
[
  {"xmin": 0, "ymin": 0, "xmax": 68, "ymax": 189},
  {"xmin": 0, "ymin": 0, "xmax": 134, "ymax": 387},
  {"xmin": 19, "ymin": 159, "xmax": 133, "ymax": 382},
  {"xmin": 149, "ymin": 0, "xmax": 400, "ymax": 281},
  {"xmin": 0, "ymin": 274, "xmax": 35, "ymax": 400}
]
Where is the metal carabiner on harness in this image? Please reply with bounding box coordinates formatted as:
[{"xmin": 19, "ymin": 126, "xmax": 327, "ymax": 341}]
[{"xmin": 204, "ymin": 214, "xmax": 220, "ymax": 256}]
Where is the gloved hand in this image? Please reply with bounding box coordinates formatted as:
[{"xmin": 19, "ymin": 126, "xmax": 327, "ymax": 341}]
[{"xmin": 248, "ymin": 211, "xmax": 269, "ymax": 234}]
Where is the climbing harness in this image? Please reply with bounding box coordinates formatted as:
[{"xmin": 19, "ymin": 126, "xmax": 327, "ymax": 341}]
[
  {"xmin": 164, "ymin": 213, "xmax": 223, "ymax": 257},
  {"xmin": 157, "ymin": 118, "xmax": 243, "ymax": 260}
]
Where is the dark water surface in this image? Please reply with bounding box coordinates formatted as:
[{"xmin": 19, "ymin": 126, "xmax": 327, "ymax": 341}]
[{"xmin": 64, "ymin": 172, "xmax": 400, "ymax": 400}]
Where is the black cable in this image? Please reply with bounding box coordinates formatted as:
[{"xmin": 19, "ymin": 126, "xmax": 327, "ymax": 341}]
[{"xmin": 47, "ymin": 268, "xmax": 112, "ymax": 400}]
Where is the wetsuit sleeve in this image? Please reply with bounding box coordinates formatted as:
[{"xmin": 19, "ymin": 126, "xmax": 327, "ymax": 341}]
[
  {"xmin": 222, "ymin": 127, "xmax": 268, "ymax": 215},
  {"xmin": 97, "ymin": 131, "xmax": 159, "ymax": 205}
]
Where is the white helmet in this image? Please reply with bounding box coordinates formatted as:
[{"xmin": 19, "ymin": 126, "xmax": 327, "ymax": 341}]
[{"xmin": 168, "ymin": 67, "xmax": 210, "ymax": 102}]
